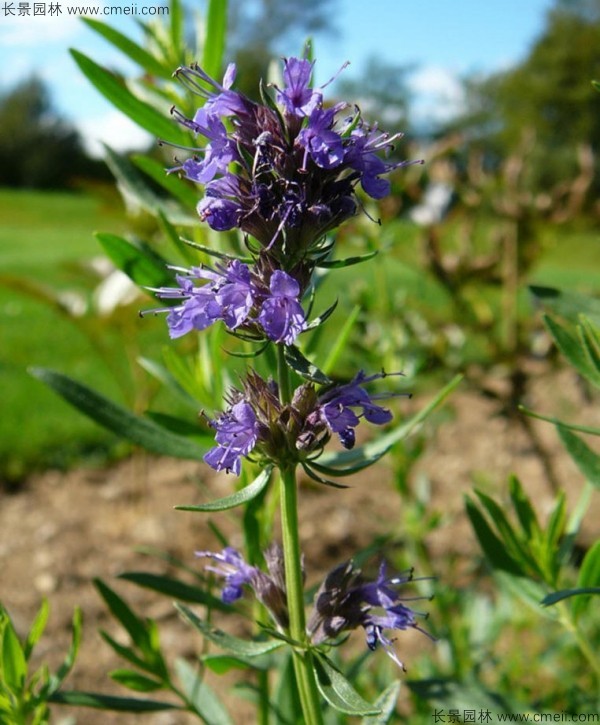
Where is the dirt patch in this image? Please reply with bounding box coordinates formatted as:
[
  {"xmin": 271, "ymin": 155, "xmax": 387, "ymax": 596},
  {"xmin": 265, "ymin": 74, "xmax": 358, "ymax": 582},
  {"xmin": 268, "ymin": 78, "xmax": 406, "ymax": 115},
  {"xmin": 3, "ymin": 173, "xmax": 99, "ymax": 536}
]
[{"xmin": 1, "ymin": 367, "xmax": 599, "ymax": 723}]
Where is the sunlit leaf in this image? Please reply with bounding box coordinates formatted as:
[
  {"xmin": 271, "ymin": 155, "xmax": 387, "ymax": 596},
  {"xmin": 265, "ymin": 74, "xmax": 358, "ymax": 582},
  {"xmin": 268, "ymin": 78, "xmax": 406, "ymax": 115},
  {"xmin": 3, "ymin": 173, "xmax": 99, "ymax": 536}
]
[{"xmin": 175, "ymin": 467, "xmax": 272, "ymax": 512}]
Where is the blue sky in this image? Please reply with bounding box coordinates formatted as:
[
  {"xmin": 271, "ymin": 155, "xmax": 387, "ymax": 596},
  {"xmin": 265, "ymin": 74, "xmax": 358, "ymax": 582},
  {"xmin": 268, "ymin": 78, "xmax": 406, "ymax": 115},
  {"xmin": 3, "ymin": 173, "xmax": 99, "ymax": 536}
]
[{"xmin": 0, "ymin": 0, "xmax": 556, "ymax": 155}]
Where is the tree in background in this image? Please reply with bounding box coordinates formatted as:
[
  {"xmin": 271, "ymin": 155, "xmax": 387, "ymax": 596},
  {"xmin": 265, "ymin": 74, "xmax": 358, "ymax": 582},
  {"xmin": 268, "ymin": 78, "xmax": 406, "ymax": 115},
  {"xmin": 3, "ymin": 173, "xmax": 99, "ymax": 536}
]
[
  {"xmin": 452, "ymin": 0, "xmax": 600, "ymax": 201},
  {"xmin": 0, "ymin": 76, "xmax": 108, "ymax": 189}
]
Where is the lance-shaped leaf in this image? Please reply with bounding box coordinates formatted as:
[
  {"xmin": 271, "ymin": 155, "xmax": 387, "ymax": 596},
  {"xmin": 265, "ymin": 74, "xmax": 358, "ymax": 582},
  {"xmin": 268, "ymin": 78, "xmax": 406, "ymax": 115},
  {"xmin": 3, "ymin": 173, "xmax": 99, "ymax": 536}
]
[
  {"xmin": 104, "ymin": 145, "xmax": 197, "ymax": 226},
  {"xmin": 305, "ymin": 299, "xmax": 339, "ymax": 331},
  {"xmin": 132, "ymin": 155, "xmax": 200, "ymax": 209},
  {"xmin": 465, "ymin": 497, "xmax": 523, "ymax": 576},
  {"xmin": 319, "ymin": 374, "xmax": 462, "ymax": 469},
  {"xmin": 81, "ymin": 18, "xmax": 170, "ymax": 78},
  {"xmin": 543, "ymin": 314, "xmax": 600, "ymax": 386},
  {"xmin": 362, "ymin": 680, "xmax": 401, "ymax": 725},
  {"xmin": 519, "ymin": 407, "xmax": 600, "ymax": 438},
  {"xmin": 70, "ymin": 50, "xmax": 187, "ymax": 145},
  {"xmin": 284, "ymin": 345, "xmax": 332, "ymax": 384},
  {"xmin": 175, "ymin": 467, "xmax": 272, "ymax": 512},
  {"xmin": 202, "ymin": 0, "xmax": 228, "ymax": 79},
  {"xmin": 542, "ymin": 587, "xmax": 600, "ymax": 606},
  {"xmin": 118, "ymin": 572, "xmax": 230, "ymax": 612},
  {"xmin": 96, "ymin": 233, "xmax": 174, "ymax": 290},
  {"xmin": 30, "ymin": 368, "xmax": 209, "ymax": 461},
  {"xmin": 175, "ymin": 604, "xmax": 284, "ymax": 657},
  {"xmin": 572, "ymin": 540, "xmax": 600, "ymax": 617},
  {"xmin": 110, "ymin": 669, "xmax": 163, "ymax": 693},
  {"xmin": 23, "ymin": 599, "xmax": 49, "ymax": 661},
  {"xmin": 175, "ymin": 658, "xmax": 234, "ymax": 725},
  {"xmin": 316, "ymin": 250, "xmax": 379, "ymax": 269},
  {"xmin": 557, "ymin": 425, "xmax": 600, "ymax": 489},
  {"xmin": 47, "ymin": 607, "xmax": 82, "ymax": 694},
  {"xmin": 48, "ymin": 691, "xmax": 179, "ymax": 712},
  {"xmin": 180, "ymin": 237, "xmax": 253, "ymax": 262},
  {"xmin": 530, "ymin": 285, "xmax": 600, "ymax": 327},
  {"xmin": 314, "ymin": 653, "xmax": 380, "ymax": 716}
]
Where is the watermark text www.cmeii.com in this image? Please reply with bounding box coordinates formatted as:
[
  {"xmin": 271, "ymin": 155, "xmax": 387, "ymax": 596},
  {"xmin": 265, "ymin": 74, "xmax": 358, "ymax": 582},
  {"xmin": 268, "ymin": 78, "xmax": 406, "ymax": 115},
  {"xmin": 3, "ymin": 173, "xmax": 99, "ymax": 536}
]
[
  {"xmin": 432, "ymin": 710, "xmax": 600, "ymax": 723},
  {"xmin": 1, "ymin": 2, "xmax": 169, "ymax": 17}
]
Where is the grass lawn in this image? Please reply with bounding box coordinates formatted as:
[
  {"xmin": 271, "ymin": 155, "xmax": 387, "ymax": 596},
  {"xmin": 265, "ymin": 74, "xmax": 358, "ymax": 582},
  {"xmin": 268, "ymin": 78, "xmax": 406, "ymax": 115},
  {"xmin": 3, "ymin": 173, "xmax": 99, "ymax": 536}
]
[{"xmin": 0, "ymin": 188, "xmax": 149, "ymax": 482}]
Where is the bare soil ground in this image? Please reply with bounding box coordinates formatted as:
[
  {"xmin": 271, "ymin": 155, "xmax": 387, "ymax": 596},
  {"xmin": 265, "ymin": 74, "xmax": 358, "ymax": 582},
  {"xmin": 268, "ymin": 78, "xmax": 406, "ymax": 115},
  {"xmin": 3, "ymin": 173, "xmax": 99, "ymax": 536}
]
[{"xmin": 2, "ymin": 366, "xmax": 599, "ymax": 724}]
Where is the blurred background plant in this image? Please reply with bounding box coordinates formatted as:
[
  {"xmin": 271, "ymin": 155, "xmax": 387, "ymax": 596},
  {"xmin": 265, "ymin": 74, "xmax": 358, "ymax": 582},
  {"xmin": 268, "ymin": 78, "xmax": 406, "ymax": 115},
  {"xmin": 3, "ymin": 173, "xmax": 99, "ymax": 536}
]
[{"xmin": 1, "ymin": 0, "xmax": 600, "ymax": 721}]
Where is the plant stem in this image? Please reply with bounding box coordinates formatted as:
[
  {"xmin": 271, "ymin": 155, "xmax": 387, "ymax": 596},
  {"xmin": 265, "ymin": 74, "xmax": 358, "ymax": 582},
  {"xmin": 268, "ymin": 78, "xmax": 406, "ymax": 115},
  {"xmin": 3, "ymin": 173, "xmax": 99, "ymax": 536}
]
[
  {"xmin": 276, "ymin": 344, "xmax": 323, "ymax": 724},
  {"xmin": 279, "ymin": 465, "xmax": 324, "ymax": 725}
]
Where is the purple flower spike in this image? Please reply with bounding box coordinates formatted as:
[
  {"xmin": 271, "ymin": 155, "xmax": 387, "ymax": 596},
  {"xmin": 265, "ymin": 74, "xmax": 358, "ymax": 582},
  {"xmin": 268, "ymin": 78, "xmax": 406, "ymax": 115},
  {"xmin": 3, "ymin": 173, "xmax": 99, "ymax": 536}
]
[
  {"xmin": 308, "ymin": 559, "xmax": 433, "ymax": 671},
  {"xmin": 216, "ymin": 259, "xmax": 255, "ymax": 329},
  {"xmin": 258, "ymin": 270, "xmax": 307, "ymax": 345},
  {"xmin": 297, "ymin": 107, "xmax": 345, "ymax": 169},
  {"xmin": 204, "ymin": 401, "xmax": 260, "ymax": 475},
  {"xmin": 196, "ymin": 547, "xmax": 258, "ymax": 604},
  {"xmin": 317, "ymin": 371, "xmax": 394, "ymax": 449},
  {"xmin": 276, "ymin": 57, "xmax": 322, "ymax": 118}
]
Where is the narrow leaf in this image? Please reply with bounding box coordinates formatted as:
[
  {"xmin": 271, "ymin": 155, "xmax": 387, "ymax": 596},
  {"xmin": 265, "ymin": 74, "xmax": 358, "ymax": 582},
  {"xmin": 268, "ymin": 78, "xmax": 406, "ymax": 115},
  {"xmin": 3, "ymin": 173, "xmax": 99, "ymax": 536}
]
[
  {"xmin": 322, "ymin": 304, "xmax": 361, "ymax": 376},
  {"xmin": 48, "ymin": 690, "xmax": 178, "ymax": 712},
  {"xmin": 110, "ymin": 669, "xmax": 163, "ymax": 693},
  {"xmin": 573, "ymin": 540, "xmax": 600, "ymax": 617},
  {"xmin": 284, "ymin": 345, "xmax": 332, "ymax": 384},
  {"xmin": 508, "ymin": 475, "xmax": 541, "ymax": 538},
  {"xmin": 529, "ymin": 285, "xmax": 600, "ymax": 327},
  {"xmin": 132, "ymin": 155, "xmax": 200, "ymax": 209},
  {"xmin": 519, "ymin": 406, "xmax": 600, "ymax": 437},
  {"xmin": 94, "ymin": 580, "xmax": 149, "ymax": 650},
  {"xmin": 81, "ymin": 18, "xmax": 169, "ymax": 78},
  {"xmin": 118, "ymin": 572, "xmax": 229, "ymax": 612},
  {"xmin": 542, "ymin": 588, "xmax": 600, "ymax": 606},
  {"xmin": 175, "ymin": 658, "xmax": 234, "ymax": 725},
  {"xmin": 70, "ymin": 50, "xmax": 186, "ymax": 145},
  {"xmin": 175, "ymin": 604, "xmax": 284, "ymax": 657},
  {"xmin": 96, "ymin": 233, "xmax": 174, "ymax": 290},
  {"xmin": 544, "ymin": 314, "xmax": 600, "ymax": 385},
  {"xmin": 202, "ymin": 0, "xmax": 228, "ymax": 79},
  {"xmin": 1, "ymin": 617, "xmax": 26, "ymax": 691},
  {"xmin": 175, "ymin": 467, "xmax": 272, "ymax": 512},
  {"xmin": 48, "ymin": 607, "xmax": 83, "ymax": 692},
  {"xmin": 24, "ymin": 599, "xmax": 49, "ymax": 660},
  {"xmin": 465, "ymin": 497, "xmax": 523, "ymax": 576},
  {"xmin": 30, "ymin": 368, "xmax": 208, "ymax": 460},
  {"xmin": 316, "ymin": 250, "xmax": 378, "ymax": 268},
  {"xmin": 314, "ymin": 654, "xmax": 380, "ymax": 716},
  {"xmin": 362, "ymin": 680, "xmax": 401, "ymax": 724},
  {"xmin": 557, "ymin": 425, "xmax": 600, "ymax": 488}
]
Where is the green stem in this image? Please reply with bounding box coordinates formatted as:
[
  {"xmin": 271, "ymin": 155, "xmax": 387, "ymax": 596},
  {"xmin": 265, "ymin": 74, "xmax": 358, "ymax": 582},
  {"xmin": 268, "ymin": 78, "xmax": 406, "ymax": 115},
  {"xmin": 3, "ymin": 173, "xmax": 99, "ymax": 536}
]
[
  {"xmin": 557, "ymin": 602, "xmax": 600, "ymax": 688},
  {"xmin": 279, "ymin": 465, "xmax": 324, "ymax": 725},
  {"xmin": 276, "ymin": 344, "xmax": 323, "ymax": 724}
]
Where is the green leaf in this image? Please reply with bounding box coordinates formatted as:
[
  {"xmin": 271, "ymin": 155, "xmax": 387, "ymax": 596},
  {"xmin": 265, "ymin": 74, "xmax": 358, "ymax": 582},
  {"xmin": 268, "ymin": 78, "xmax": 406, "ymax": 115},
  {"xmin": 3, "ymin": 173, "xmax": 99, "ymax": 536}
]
[
  {"xmin": 309, "ymin": 454, "xmax": 387, "ymax": 477},
  {"xmin": 465, "ymin": 497, "xmax": 523, "ymax": 576},
  {"xmin": 81, "ymin": 18, "xmax": 169, "ymax": 78},
  {"xmin": 202, "ymin": 0, "xmax": 228, "ymax": 79},
  {"xmin": 316, "ymin": 250, "xmax": 378, "ymax": 268},
  {"xmin": 175, "ymin": 467, "xmax": 272, "ymax": 512},
  {"xmin": 96, "ymin": 233, "xmax": 174, "ymax": 290},
  {"xmin": 132, "ymin": 155, "xmax": 200, "ymax": 209},
  {"xmin": 558, "ymin": 425, "xmax": 600, "ymax": 488},
  {"xmin": 99, "ymin": 631, "xmax": 154, "ymax": 675},
  {"xmin": 305, "ymin": 299, "xmax": 338, "ymax": 331},
  {"xmin": 520, "ymin": 406, "xmax": 600, "ymax": 437},
  {"xmin": 48, "ymin": 607, "xmax": 83, "ymax": 693},
  {"xmin": 542, "ymin": 587, "xmax": 600, "ymax": 606},
  {"xmin": 495, "ymin": 572, "xmax": 556, "ymax": 619},
  {"xmin": 30, "ymin": 368, "xmax": 208, "ymax": 460},
  {"xmin": 284, "ymin": 345, "xmax": 332, "ymax": 384},
  {"xmin": 319, "ymin": 374, "xmax": 462, "ymax": 468},
  {"xmin": 117, "ymin": 572, "xmax": 229, "ymax": 612},
  {"xmin": 544, "ymin": 314, "xmax": 600, "ymax": 385},
  {"xmin": 202, "ymin": 654, "xmax": 259, "ymax": 674},
  {"xmin": 70, "ymin": 50, "xmax": 187, "ymax": 145},
  {"xmin": 322, "ymin": 304, "xmax": 361, "ymax": 376},
  {"xmin": 110, "ymin": 669, "xmax": 163, "ymax": 693},
  {"xmin": 508, "ymin": 475, "xmax": 541, "ymax": 539},
  {"xmin": 530, "ymin": 285, "xmax": 600, "ymax": 327},
  {"xmin": 1, "ymin": 616, "xmax": 27, "ymax": 691},
  {"xmin": 174, "ymin": 658, "xmax": 234, "ymax": 725},
  {"xmin": 24, "ymin": 599, "xmax": 49, "ymax": 660},
  {"xmin": 48, "ymin": 690, "xmax": 179, "ymax": 712},
  {"xmin": 572, "ymin": 540, "xmax": 600, "ymax": 616},
  {"xmin": 169, "ymin": 0, "xmax": 184, "ymax": 59},
  {"xmin": 103, "ymin": 146, "xmax": 197, "ymax": 226},
  {"xmin": 273, "ymin": 651, "xmax": 302, "ymax": 725},
  {"xmin": 94, "ymin": 580, "xmax": 150, "ymax": 652},
  {"xmin": 175, "ymin": 604, "xmax": 285, "ymax": 657},
  {"xmin": 362, "ymin": 680, "xmax": 401, "ymax": 724},
  {"xmin": 406, "ymin": 677, "xmax": 516, "ymax": 715},
  {"xmin": 314, "ymin": 654, "xmax": 380, "ymax": 716}
]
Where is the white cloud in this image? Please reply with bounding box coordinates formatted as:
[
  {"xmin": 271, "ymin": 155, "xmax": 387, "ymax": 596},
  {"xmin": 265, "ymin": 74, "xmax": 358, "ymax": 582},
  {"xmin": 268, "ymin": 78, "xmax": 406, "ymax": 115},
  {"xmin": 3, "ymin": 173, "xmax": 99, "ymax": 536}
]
[
  {"xmin": 77, "ymin": 110, "xmax": 153, "ymax": 157},
  {"xmin": 409, "ymin": 65, "xmax": 467, "ymax": 127}
]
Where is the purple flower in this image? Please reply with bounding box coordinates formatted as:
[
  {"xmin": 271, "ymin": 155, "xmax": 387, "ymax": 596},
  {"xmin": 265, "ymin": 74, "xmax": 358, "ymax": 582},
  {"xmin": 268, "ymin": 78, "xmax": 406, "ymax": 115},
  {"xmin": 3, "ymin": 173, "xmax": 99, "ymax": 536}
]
[
  {"xmin": 276, "ymin": 57, "xmax": 322, "ymax": 118},
  {"xmin": 297, "ymin": 106, "xmax": 345, "ymax": 169},
  {"xmin": 204, "ymin": 401, "xmax": 260, "ymax": 475},
  {"xmin": 197, "ymin": 545, "xmax": 289, "ymax": 627},
  {"xmin": 143, "ymin": 260, "xmax": 256, "ymax": 340},
  {"xmin": 308, "ymin": 560, "xmax": 432, "ymax": 670},
  {"xmin": 317, "ymin": 371, "xmax": 394, "ymax": 449},
  {"xmin": 198, "ymin": 174, "xmax": 244, "ymax": 231},
  {"xmin": 258, "ymin": 270, "xmax": 307, "ymax": 345},
  {"xmin": 196, "ymin": 547, "xmax": 258, "ymax": 604}
]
